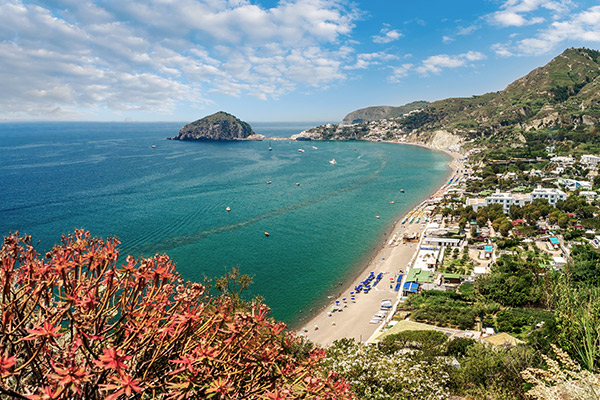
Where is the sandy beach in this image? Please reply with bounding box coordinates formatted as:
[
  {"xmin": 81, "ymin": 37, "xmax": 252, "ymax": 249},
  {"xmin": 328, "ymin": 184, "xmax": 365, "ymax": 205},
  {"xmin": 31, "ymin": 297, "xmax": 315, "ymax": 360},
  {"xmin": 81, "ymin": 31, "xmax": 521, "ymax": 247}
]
[{"xmin": 298, "ymin": 145, "xmax": 463, "ymax": 347}]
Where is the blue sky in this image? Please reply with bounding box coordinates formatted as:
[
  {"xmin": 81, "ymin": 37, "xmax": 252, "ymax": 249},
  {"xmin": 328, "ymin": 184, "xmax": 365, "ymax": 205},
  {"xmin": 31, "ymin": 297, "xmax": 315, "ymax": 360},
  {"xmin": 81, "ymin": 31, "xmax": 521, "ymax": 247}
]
[{"xmin": 1, "ymin": 0, "xmax": 600, "ymax": 122}]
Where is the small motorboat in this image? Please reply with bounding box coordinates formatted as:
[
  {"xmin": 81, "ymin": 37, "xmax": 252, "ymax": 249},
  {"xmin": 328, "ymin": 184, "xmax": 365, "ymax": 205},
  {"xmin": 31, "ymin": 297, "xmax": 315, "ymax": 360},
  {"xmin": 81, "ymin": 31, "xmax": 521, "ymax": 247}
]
[
  {"xmin": 298, "ymin": 148, "xmax": 305, "ymax": 153},
  {"xmin": 375, "ymin": 215, "xmax": 380, "ymax": 219},
  {"xmin": 390, "ymin": 201, "xmax": 395, "ymax": 204},
  {"xmin": 151, "ymin": 145, "xmax": 156, "ymax": 148},
  {"xmin": 312, "ymin": 146, "xmax": 318, "ymax": 149},
  {"xmin": 296, "ymin": 182, "xmax": 300, "ymax": 186},
  {"xmin": 264, "ymin": 232, "xmax": 270, "ymax": 237},
  {"xmin": 400, "ymin": 189, "xmax": 405, "ymax": 193},
  {"xmin": 267, "ymin": 180, "xmax": 272, "ymax": 184},
  {"xmin": 329, "ymin": 158, "xmax": 337, "ymax": 165},
  {"xmin": 226, "ymin": 207, "xmax": 231, "ymax": 212}
]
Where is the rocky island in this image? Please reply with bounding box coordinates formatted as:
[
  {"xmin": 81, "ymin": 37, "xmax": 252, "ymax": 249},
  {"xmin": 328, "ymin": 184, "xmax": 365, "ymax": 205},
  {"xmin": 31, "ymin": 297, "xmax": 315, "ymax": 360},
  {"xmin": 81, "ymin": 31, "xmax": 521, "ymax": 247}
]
[{"xmin": 168, "ymin": 111, "xmax": 264, "ymax": 141}]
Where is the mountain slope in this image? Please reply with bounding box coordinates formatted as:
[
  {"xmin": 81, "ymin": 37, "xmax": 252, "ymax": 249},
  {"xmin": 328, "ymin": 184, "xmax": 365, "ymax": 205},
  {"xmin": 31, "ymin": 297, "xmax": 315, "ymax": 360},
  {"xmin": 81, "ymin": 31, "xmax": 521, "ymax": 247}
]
[
  {"xmin": 340, "ymin": 101, "xmax": 429, "ymax": 125},
  {"xmin": 402, "ymin": 48, "xmax": 600, "ymax": 139}
]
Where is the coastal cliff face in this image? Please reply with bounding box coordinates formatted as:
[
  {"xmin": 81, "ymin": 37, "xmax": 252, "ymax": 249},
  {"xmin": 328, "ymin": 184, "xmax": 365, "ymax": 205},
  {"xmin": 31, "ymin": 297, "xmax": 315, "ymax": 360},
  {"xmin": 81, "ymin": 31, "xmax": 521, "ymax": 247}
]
[{"xmin": 170, "ymin": 111, "xmax": 260, "ymax": 141}]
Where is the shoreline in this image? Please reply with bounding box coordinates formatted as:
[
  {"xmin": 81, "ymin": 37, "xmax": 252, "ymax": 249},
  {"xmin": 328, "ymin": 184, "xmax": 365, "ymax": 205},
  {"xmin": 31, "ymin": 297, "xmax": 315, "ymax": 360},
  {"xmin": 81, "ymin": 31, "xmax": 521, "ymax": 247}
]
[{"xmin": 296, "ymin": 142, "xmax": 462, "ymax": 347}]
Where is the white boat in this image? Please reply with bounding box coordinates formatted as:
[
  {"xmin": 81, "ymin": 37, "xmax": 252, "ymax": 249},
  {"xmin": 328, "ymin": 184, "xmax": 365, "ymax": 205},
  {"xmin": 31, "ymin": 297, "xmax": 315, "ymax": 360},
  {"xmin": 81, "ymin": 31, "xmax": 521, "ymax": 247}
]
[
  {"xmin": 151, "ymin": 145, "xmax": 156, "ymax": 148},
  {"xmin": 329, "ymin": 158, "xmax": 337, "ymax": 165},
  {"xmin": 312, "ymin": 146, "xmax": 318, "ymax": 149},
  {"xmin": 298, "ymin": 148, "xmax": 305, "ymax": 153}
]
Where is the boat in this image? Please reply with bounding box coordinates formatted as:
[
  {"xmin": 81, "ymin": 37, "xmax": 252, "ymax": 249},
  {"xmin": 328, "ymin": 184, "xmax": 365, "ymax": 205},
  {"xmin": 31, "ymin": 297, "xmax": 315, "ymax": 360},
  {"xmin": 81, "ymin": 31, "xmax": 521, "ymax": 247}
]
[
  {"xmin": 296, "ymin": 182, "xmax": 300, "ymax": 186},
  {"xmin": 390, "ymin": 201, "xmax": 395, "ymax": 204},
  {"xmin": 400, "ymin": 189, "xmax": 405, "ymax": 193},
  {"xmin": 268, "ymin": 141, "xmax": 272, "ymax": 151},
  {"xmin": 151, "ymin": 145, "xmax": 156, "ymax": 148},
  {"xmin": 312, "ymin": 146, "xmax": 318, "ymax": 149},
  {"xmin": 375, "ymin": 215, "xmax": 380, "ymax": 219},
  {"xmin": 264, "ymin": 232, "xmax": 270, "ymax": 237},
  {"xmin": 226, "ymin": 207, "xmax": 231, "ymax": 212},
  {"xmin": 298, "ymin": 149, "xmax": 305, "ymax": 153},
  {"xmin": 329, "ymin": 158, "xmax": 337, "ymax": 165},
  {"xmin": 267, "ymin": 180, "xmax": 272, "ymax": 184}
]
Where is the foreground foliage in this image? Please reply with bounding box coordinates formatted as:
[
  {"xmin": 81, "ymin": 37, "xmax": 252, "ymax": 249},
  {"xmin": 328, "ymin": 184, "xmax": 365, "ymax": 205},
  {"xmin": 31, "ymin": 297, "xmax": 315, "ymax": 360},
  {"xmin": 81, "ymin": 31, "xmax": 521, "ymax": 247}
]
[
  {"xmin": 322, "ymin": 338, "xmax": 450, "ymax": 400},
  {"xmin": 0, "ymin": 230, "xmax": 352, "ymax": 399}
]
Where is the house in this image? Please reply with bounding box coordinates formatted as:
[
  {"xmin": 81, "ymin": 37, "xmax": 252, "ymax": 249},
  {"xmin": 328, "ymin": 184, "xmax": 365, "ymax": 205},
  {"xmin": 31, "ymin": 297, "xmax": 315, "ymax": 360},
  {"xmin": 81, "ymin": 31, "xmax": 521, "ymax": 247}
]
[
  {"xmin": 441, "ymin": 273, "xmax": 462, "ymax": 287},
  {"xmin": 550, "ymin": 156, "xmax": 574, "ymax": 166},
  {"xmin": 465, "ymin": 197, "xmax": 486, "ymax": 212},
  {"xmin": 580, "ymin": 191, "xmax": 597, "ymax": 203},
  {"xmin": 530, "ymin": 186, "xmax": 567, "ymax": 206},
  {"xmin": 422, "ymin": 237, "xmax": 462, "ymax": 248},
  {"xmin": 485, "ymin": 190, "xmax": 529, "ymax": 213},
  {"xmin": 551, "ymin": 256, "xmax": 567, "ymax": 270},
  {"xmin": 581, "ymin": 154, "xmax": 600, "ymax": 169},
  {"xmin": 560, "ymin": 178, "xmax": 593, "ymax": 191}
]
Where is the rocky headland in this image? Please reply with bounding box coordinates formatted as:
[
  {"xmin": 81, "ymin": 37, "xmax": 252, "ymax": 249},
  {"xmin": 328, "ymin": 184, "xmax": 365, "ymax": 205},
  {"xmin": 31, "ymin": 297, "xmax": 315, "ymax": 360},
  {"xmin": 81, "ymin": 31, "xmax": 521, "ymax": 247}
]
[{"xmin": 168, "ymin": 111, "xmax": 264, "ymax": 141}]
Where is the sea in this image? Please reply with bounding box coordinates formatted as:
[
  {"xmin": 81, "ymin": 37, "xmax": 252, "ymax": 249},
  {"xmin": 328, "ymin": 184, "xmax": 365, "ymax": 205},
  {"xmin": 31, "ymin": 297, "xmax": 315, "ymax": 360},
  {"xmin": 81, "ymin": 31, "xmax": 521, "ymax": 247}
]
[{"xmin": 0, "ymin": 122, "xmax": 450, "ymax": 325}]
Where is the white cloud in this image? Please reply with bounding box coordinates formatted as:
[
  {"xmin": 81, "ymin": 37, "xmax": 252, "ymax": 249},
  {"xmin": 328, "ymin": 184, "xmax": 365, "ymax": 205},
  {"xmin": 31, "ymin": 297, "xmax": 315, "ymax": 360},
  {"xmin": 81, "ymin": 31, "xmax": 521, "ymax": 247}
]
[
  {"xmin": 442, "ymin": 35, "xmax": 454, "ymax": 43},
  {"xmin": 416, "ymin": 51, "xmax": 486, "ymax": 75},
  {"xmin": 345, "ymin": 52, "xmax": 399, "ymax": 70},
  {"xmin": 0, "ymin": 0, "xmax": 359, "ymax": 119},
  {"xmin": 389, "ymin": 64, "xmax": 413, "ymax": 82},
  {"xmin": 372, "ymin": 27, "xmax": 402, "ymax": 44},
  {"xmin": 492, "ymin": 4, "xmax": 600, "ymax": 56},
  {"xmin": 489, "ymin": 0, "xmax": 573, "ymax": 27}
]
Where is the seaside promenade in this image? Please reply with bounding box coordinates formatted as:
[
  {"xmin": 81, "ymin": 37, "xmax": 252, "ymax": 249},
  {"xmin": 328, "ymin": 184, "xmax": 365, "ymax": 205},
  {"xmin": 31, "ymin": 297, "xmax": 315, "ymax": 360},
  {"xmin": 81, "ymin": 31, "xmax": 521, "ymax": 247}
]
[{"xmin": 300, "ymin": 148, "xmax": 463, "ymax": 346}]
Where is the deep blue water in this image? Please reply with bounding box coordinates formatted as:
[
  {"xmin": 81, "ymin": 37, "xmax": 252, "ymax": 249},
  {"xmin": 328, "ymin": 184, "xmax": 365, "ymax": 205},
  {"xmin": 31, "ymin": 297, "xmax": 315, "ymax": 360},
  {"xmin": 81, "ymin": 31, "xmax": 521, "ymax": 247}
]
[{"xmin": 0, "ymin": 122, "xmax": 450, "ymax": 324}]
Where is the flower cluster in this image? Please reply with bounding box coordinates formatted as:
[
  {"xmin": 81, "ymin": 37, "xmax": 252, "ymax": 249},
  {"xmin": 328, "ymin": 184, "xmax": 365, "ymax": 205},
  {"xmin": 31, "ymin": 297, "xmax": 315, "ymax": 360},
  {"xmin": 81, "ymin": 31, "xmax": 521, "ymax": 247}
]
[{"xmin": 0, "ymin": 230, "xmax": 353, "ymax": 399}]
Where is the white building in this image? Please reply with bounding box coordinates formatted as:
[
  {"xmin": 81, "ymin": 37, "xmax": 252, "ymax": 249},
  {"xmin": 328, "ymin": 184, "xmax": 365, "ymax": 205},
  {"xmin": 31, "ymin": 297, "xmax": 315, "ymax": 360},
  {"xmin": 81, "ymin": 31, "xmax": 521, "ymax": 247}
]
[
  {"xmin": 580, "ymin": 191, "xmax": 598, "ymax": 202},
  {"xmin": 581, "ymin": 154, "xmax": 600, "ymax": 169},
  {"xmin": 560, "ymin": 178, "xmax": 593, "ymax": 191},
  {"xmin": 551, "ymin": 156, "xmax": 575, "ymax": 166},
  {"xmin": 530, "ymin": 186, "xmax": 567, "ymax": 206},
  {"xmin": 465, "ymin": 197, "xmax": 486, "ymax": 212},
  {"xmin": 485, "ymin": 190, "xmax": 530, "ymax": 213}
]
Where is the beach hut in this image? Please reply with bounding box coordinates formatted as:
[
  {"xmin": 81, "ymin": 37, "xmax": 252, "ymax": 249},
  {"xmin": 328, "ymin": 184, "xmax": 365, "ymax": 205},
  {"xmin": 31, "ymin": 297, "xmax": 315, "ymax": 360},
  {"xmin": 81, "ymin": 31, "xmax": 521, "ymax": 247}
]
[{"xmin": 402, "ymin": 282, "xmax": 419, "ymax": 296}]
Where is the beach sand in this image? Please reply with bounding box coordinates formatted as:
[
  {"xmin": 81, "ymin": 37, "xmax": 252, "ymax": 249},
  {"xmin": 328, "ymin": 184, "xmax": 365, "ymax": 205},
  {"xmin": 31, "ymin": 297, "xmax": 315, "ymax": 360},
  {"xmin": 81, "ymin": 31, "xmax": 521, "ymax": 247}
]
[{"xmin": 298, "ymin": 145, "xmax": 463, "ymax": 347}]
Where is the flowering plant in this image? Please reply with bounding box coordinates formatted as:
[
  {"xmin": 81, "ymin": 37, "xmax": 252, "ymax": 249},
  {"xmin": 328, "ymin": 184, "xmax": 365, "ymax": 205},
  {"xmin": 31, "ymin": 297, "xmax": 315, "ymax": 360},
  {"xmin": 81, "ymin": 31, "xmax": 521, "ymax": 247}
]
[{"xmin": 0, "ymin": 230, "xmax": 353, "ymax": 399}]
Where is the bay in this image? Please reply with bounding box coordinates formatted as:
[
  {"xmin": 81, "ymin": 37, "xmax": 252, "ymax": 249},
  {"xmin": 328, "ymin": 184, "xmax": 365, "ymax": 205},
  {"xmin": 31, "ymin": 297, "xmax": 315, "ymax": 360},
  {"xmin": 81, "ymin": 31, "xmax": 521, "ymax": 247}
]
[{"xmin": 0, "ymin": 121, "xmax": 450, "ymax": 324}]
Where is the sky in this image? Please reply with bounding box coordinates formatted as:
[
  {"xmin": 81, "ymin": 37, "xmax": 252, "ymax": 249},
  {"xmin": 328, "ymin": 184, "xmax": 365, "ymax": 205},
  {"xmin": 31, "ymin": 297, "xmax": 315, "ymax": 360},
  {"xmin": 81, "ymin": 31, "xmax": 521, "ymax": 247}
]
[{"xmin": 1, "ymin": 0, "xmax": 600, "ymax": 122}]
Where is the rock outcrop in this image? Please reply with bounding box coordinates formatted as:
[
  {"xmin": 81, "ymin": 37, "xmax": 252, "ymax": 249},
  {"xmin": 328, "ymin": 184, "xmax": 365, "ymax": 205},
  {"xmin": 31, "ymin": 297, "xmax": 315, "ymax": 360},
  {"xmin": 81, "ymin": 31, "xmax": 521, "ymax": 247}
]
[{"xmin": 169, "ymin": 112, "xmax": 257, "ymax": 141}]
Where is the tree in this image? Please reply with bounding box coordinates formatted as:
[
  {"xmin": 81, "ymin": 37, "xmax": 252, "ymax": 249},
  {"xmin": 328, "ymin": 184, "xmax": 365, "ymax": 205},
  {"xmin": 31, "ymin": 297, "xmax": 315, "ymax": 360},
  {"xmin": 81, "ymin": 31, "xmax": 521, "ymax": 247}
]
[{"xmin": 0, "ymin": 231, "xmax": 352, "ymax": 400}]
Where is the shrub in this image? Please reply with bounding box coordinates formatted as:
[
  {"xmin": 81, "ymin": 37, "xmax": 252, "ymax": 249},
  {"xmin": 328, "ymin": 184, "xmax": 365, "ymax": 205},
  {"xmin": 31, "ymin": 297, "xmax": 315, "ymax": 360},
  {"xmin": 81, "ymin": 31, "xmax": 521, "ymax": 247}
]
[{"xmin": 0, "ymin": 231, "xmax": 353, "ymax": 399}]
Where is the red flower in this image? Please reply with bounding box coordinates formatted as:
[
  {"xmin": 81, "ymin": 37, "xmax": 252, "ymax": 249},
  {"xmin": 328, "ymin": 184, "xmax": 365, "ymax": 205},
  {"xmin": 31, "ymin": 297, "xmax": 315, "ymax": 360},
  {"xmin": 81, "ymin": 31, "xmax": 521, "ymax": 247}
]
[
  {"xmin": 48, "ymin": 360, "xmax": 89, "ymax": 394},
  {"xmin": 94, "ymin": 347, "xmax": 131, "ymax": 371},
  {"xmin": 0, "ymin": 353, "xmax": 16, "ymax": 378},
  {"xmin": 101, "ymin": 372, "xmax": 143, "ymax": 400},
  {"xmin": 23, "ymin": 321, "xmax": 61, "ymax": 341},
  {"xmin": 26, "ymin": 386, "xmax": 62, "ymax": 400}
]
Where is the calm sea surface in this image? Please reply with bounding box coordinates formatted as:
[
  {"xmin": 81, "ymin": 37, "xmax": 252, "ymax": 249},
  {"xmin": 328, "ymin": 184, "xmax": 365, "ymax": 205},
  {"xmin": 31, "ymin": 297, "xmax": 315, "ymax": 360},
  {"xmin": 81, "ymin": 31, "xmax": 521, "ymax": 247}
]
[{"xmin": 0, "ymin": 122, "xmax": 450, "ymax": 324}]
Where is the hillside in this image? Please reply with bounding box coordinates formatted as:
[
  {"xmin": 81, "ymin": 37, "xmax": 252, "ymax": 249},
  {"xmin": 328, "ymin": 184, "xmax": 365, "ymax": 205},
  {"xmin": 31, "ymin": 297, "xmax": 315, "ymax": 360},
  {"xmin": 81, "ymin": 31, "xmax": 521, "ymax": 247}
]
[
  {"xmin": 401, "ymin": 47, "xmax": 600, "ymax": 141},
  {"xmin": 340, "ymin": 101, "xmax": 429, "ymax": 125},
  {"xmin": 299, "ymin": 48, "xmax": 600, "ymax": 148},
  {"xmin": 169, "ymin": 111, "xmax": 259, "ymax": 141}
]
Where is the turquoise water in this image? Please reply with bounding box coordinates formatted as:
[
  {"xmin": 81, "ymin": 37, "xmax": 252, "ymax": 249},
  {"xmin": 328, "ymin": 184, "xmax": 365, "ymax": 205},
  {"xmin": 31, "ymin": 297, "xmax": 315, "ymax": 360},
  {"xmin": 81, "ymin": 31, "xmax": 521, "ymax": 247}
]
[{"xmin": 0, "ymin": 122, "xmax": 450, "ymax": 324}]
